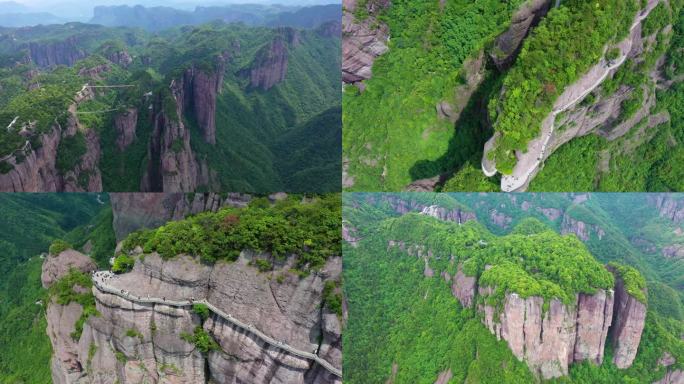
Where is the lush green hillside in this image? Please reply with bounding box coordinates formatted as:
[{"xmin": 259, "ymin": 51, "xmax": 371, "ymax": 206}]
[
  {"xmin": 344, "ymin": 193, "xmax": 684, "ymax": 383},
  {"xmin": 0, "ymin": 194, "xmax": 114, "ymax": 383},
  {"xmin": 345, "ymin": 0, "xmax": 684, "ymax": 192},
  {"xmin": 343, "ymin": 0, "xmax": 525, "ymax": 191},
  {"xmin": 0, "ymin": 20, "xmax": 340, "ymax": 192}
]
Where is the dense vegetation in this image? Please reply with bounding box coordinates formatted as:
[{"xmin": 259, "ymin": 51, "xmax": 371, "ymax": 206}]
[
  {"xmin": 488, "ymin": 0, "xmax": 639, "ymax": 173},
  {"xmin": 120, "ymin": 194, "xmax": 341, "ymax": 272},
  {"xmin": 343, "ymin": 0, "xmax": 526, "ymax": 190},
  {"xmin": 0, "ymin": 194, "xmax": 111, "ymax": 383},
  {"xmin": 0, "ymin": 19, "xmax": 340, "ymax": 192},
  {"xmin": 525, "ymin": 0, "xmax": 684, "ymax": 192},
  {"xmin": 49, "ymin": 269, "xmax": 99, "ymax": 340},
  {"xmin": 344, "ymin": 193, "xmax": 684, "ymax": 383}
]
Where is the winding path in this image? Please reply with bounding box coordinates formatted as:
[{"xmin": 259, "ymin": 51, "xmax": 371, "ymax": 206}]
[
  {"xmin": 91, "ymin": 272, "xmax": 342, "ymax": 378},
  {"xmin": 498, "ymin": 0, "xmax": 660, "ymax": 192}
]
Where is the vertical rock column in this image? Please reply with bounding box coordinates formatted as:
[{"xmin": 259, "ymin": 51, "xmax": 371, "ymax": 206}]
[{"xmin": 610, "ymin": 274, "xmax": 647, "ymax": 369}]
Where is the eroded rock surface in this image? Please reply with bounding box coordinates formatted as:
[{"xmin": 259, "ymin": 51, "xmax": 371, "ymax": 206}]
[
  {"xmin": 47, "ymin": 251, "xmax": 342, "ymax": 384},
  {"xmin": 342, "ymin": 0, "xmax": 389, "ymax": 84},
  {"xmin": 110, "ymin": 192, "xmax": 252, "ymax": 240},
  {"xmin": 41, "ymin": 249, "xmax": 97, "ymax": 289}
]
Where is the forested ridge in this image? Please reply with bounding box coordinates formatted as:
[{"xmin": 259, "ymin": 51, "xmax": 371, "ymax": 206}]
[
  {"xmin": 343, "ymin": 193, "xmax": 684, "ymax": 383},
  {"xmin": 0, "ymin": 17, "xmax": 340, "ymax": 192}
]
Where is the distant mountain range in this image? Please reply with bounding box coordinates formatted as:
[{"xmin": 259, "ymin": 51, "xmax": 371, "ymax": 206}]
[
  {"xmin": 0, "ymin": 2, "xmax": 340, "ymax": 29},
  {"xmin": 90, "ymin": 3, "xmax": 340, "ymax": 31}
]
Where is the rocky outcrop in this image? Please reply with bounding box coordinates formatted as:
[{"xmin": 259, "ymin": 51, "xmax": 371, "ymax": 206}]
[
  {"xmin": 43, "ymin": 249, "xmax": 97, "ymax": 384},
  {"xmin": 41, "ymin": 249, "xmax": 97, "ymax": 289},
  {"xmin": 62, "ymin": 129, "xmax": 103, "ymax": 192},
  {"xmin": 341, "ymin": 0, "xmax": 389, "ymax": 84},
  {"xmin": 653, "ymin": 370, "xmax": 684, "ymax": 384},
  {"xmin": 420, "ymin": 204, "xmax": 476, "ymax": 223},
  {"xmin": 316, "ymin": 20, "xmax": 342, "ymax": 38},
  {"xmin": 28, "ymin": 37, "xmax": 86, "ymax": 67},
  {"xmin": 451, "ymin": 264, "xmax": 476, "ymax": 308},
  {"xmin": 610, "ymin": 267, "xmax": 647, "ymax": 369},
  {"xmin": 490, "ymin": 0, "xmax": 552, "ymax": 70},
  {"xmin": 489, "ymin": 209, "xmax": 512, "ymax": 228},
  {"xmin": 663, "ymin": 245, "xmax": 684, "ymax": 259},
  {"xmin": 110, "ymin": 192, "xmax": 252, "ymax": 240},
  {"xmin": 482, "ymin": 0, "xmax": 663, "ymax": 191},
  {"xmin": 0, "ymin": 127, "xmax": 62, "ymax": 192},
  {"xmin": 180, "ymin": 58, "xmax": 226, "ymax": 145},
  {"xmin": 249, "ymin": 36, "xmax": 289, "ymax": 90},
  {"xmin": 650, "ymin": 195, "xmax": 684, "ymax": 223},
  {"xmin": 574, "ymin": 290, "xmax": 614, "ymax": 364},
  {"xmin": 561, "ymin": 215, "xmax": 606, "ymax": 241},
  {"xmin": 106, "ymin": 50, "xmax": 133, "ymax": 67},
  {"xmin": 57, "ymin": 251, "xmax": 342, "ymax": 384},
  {"xmin": 363, "ymin": 195, "xmax": 475, "ymax": 223},
  {"xmin": 114, "ymin": 108, "xmax": 138, "ymax": 151},
  {"xmin": 387, "ymin": 239, "xmax": 646, "ymax": 379}
]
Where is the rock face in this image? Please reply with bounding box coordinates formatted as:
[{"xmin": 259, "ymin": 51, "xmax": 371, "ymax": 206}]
[
  {"xmin": 451, "ymin": 264, "xmax": 476, "ymax": 308},
  {"xmin": 0, "ymin": 127, "xmax": 62, "ymax": 192},
  {"xmin": 574, "ymin": 290, "xmax": 614, "ymax": 364},
  {"xmin": 41, "ymin": 249, "xmax": 97, "ymax": 289},
  {"xmin": 28, "ymin": 37, "xmax": 86, "ymax": 67},
  {"xmin": 249, "ymin": 36, "xmax": 289, "ymax": 90},
  {"xmin": 653, "ymin": 370, "xmax": 684, "ymax": 384},
  {"xmin": 610, "ymin": 267, "xmax": 647, "ymax": 369},
  {"xmin": 49, "ymin": 251, "xmax": 342, "ymax": 384},
  {"xmin": 114, "ymin": 108, "xmax": 138, "ymax": 151},
  {"xmin": 180, "ymin": 59, "xmax": 226, "ymax": 145},
  {"xmin": 341, "ymin": 0, "xmax": 389, "ymax": 84},
  {"xmin": 561, "ymin": 215, "xmax": 606, "ymax": 241},
  {"xmin": 663, "ymin": 245, "xmax": 684, "ymax": 259},
  {"xmin": 650, "ymin": 195, "xmax": 684, "ymax": 223},
  {"xmin": 42, "ymin": 249, "xmax": 97, "ymax": 384},
  {"xmin": 110, "ymin": 192, "xmax": 252, "ymax": 240},
  {"xmin": 106, "ymin": 50, "xmax": 133, "ymax": 67},
  {"xmin": 490, "ymin": 0, "xmax": 552, "ymax": 70},
  {"xmin": 363, "ymin": 195, "xmax": 476, "ymax": 224},
  {"xmin": 482, "ymin": 0, "xmax": 663, "ymax": 191},
  {"xmin": 141, "ymin": 87, "xmax": 204, "ymax": 192},
  {"xmin": 0, "ymin": 86, "xmax": 102, "ymax": 192},
  {"xmin": 388, "ymin": 240, "xmax": 647, "ymax": 379}
]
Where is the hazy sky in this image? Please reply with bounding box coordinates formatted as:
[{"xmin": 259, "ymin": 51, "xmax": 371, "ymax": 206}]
[{"xmin": 4, "ymin": 0, "xmax": 338, "ymax": 20}]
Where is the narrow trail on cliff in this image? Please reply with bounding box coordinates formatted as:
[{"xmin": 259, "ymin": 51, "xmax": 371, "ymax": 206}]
[
  {"xmin": 91, "ymin": 271, "xmax": 342, "ymax": 378},
  {"xmin": 499, "ymin": 0, "xmax": 660, "ymax": 192}
]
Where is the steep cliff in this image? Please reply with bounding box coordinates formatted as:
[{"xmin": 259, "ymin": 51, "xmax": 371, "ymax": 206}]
[
  {"xmin": 341, "ymin": 0, "xmax": 389, "ymax": 85},
  {"xmin": 249, "ymin": 35, "xmax": 289, "ymax": 90},
  {"xmin": 114, "ymin": 108, "xmax": 138, "ymax": 151},
  {"xmin": 110, "ymin": 192, "xmax": 251, "ymax": 240},
  {"xmin": 0, "ymin": 85, "xmax": 103, "ymax": 192},
  {"xmin": 386, "ymin": 238, "xmax": 646, "ymax": 380},
  {"xmin": 44, "ymin": 249, "xmax": 342, "ymax": 384},
  {"xmin": 28, "ymin": 37, "xmax": 86, "ymax": 67},
  {"xmin": 42, "ymin": 249, "xmax": 98, "ymax": 384},
  {"xmin": 489, "ymin": 0, "xmax": 552, "ymax": 70},
  {"xmin": 482, "ymin": 0, "xmax": 663, "ymax": 191}
]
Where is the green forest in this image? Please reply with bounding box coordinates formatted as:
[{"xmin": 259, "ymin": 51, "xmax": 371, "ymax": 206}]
[
  {"xmin": 344, "ymin": 0, "xmax": 684, "ymax": 192},
  {"xmin": 0, "ymin": 194, "xmax": 114, "ymax": 383},
  {"xmin": 0, "ymin": 19, "xmax": 340, "ymax": 192},
  {"xmin": 0, "ymin": 192, "xmax": 341, "ymax": 383},
  {"xmin": 343, "ymin": 193, "xmax": 684, "ymax": 383}
]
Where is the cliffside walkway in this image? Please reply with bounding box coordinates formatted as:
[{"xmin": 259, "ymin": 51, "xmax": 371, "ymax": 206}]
[
  {"xmin": 92, "ymin": 272, "xmax": 342, "ymax": 378},
  {"xmin": 498, "ymin": 0, "xmax": 661, "ymax": 192}
]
